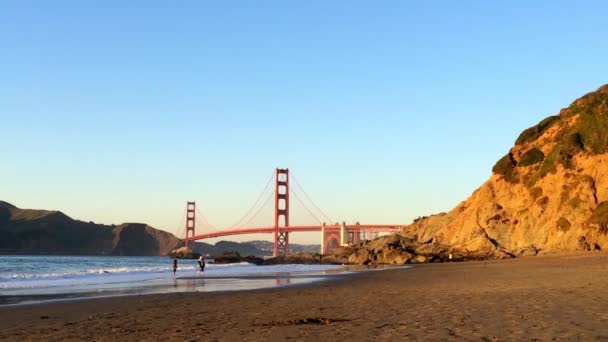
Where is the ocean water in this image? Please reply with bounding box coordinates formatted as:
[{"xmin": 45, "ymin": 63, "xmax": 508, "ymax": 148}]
[{"xmin": 0, "ymin": 255, "xmax": 344, "ymax": 305}]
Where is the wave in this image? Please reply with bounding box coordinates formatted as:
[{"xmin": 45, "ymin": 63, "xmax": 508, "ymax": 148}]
[
  {"xmin": 0, "ymin": 262, "xmax": 256, "ymax": 282},
  {"xmin": 0, "ymin": 258, "xmax": 341, "ymax": 292},
  {"xmin": 1, "ymin": 266, "xmax": 177, "ymax": 280}
]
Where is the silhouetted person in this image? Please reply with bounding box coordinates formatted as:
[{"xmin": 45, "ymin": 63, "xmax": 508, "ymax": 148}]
[
  {"xmin": 173, "ymin": 257, "xmax": 178, "ymax": 276},
  {"xmin": 198, "ymin": 256, "xmax": 205, "ymax": 273}
]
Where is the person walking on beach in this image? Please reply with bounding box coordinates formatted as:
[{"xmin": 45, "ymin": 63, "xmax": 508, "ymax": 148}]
[
  {"xmin": 198, "ymin": 256, "xmax": 205, "ymax": 273},
  {"xmin": 173, "ymin": 257, "xmax": 178, "ymax": 277}
]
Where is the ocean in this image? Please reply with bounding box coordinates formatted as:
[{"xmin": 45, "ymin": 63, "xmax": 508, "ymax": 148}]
[{"xmin": 0, "ymin": 255, "xmax": 344, "ymax": 305}]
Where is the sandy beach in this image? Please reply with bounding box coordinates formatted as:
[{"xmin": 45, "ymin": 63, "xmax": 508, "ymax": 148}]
[{"xmin": 2, "ymin": 253, "xmax": 608, "ymax": 341}]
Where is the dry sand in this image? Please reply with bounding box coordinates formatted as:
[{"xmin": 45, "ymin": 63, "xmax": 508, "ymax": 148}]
[{"xmin": 2, "ymin": 252, "xmax": 608, "ymax": 341}]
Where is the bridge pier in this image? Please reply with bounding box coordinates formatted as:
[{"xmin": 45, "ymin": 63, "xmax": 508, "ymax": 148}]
[
  {"xmin": 273, "ymin": 168, "xmax": 290, "ymax": 257},
  {"xmin": 320, "ymin": 222, "xmax": 326, "ymax": 254},
  {"xmin": 340, "ymin": 221, "xmax": 347, "ymax": 246},
  {"xmin": 184, "ymin": 201, "xmax": 196, "ymax": 249}
]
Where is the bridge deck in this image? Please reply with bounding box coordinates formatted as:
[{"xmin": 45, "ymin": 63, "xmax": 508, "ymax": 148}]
[{"xmin": 187, "ymin": 224, "xmax": 404, "ymax": 241}]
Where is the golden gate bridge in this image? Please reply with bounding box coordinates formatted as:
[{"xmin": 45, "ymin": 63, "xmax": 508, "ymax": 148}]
[{"xmin": 179, "ymin": 168, "xmax": 404, "ymax": 256}]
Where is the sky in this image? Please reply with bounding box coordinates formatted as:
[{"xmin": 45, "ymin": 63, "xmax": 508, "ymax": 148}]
[{"xmin": 1, "ymin": 1, "xmax": 607, "ymax": 244}]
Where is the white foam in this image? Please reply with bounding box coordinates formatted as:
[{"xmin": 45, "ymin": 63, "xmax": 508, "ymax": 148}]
[{"xmin": 0, "ymin": 260, "xmax": 341, "ymax": 291}]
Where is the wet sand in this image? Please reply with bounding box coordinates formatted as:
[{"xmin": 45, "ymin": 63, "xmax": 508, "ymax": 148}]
[{"xmin": 2, "ymin": 252, "xmax": 608, "ymax": 341}]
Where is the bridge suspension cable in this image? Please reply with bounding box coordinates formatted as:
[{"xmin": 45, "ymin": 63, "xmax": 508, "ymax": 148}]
[
  {"xmin": 195, "ymin": 204, "xmax": 217, "ymax": 231},
  {"xmin": 227, "ymin": 172, "xmax": 275, "ymax": 229},
  {"xmin": 289, "ymin": 188, "xmax": 324, "ymax": 225},
  {"xmin": 290, "ymin": 173, "xmax": 333, "ymax": 223},
  {"xmin": 175, "ymin": 209, "xmax": 186, "ymax": 241},
  {"xmin": 235, "ymin": 187, "xmax": 275, "ymax": 228}
]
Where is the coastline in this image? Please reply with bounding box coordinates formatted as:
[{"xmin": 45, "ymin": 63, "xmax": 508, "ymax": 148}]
[
  {"xmin": 0, "ymin": 264, "xmax": 363, "ymax": 307},
  {"xmin": 2, "ymin": 252, "xmax": 608, "ymax": 341},
  {"xmin": 0, "ymin": 264, "xmax": 409, "ymax": 308},
  {"xmin": 0, "ymin": 258, "xmax": 355, "ymax": 306}
]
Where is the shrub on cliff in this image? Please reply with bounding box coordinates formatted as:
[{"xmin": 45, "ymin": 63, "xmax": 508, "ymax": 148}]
[
  {"xmin": 518, "ymin": 148, "xmax": 545, "ymax": 167},
  {"xmin": 513, "ymin": 87, "xmax": 608, "ymax": 187},
  {"xmin": 515, "ymin": 115, "xmax": 560, "ymax": 145},
  {"xmin": 492, "ymin": 153, "xmax": 517, "ymax": 183},
  {"xmin": 575, "ymin": 105, "xmax": 608, "ymax": 154},
  {"xmin": 535, "ymin": 132, "xmax": 585, "ymax": 180}
]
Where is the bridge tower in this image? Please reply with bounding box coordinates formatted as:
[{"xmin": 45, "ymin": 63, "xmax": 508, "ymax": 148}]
[
  {"xmin": 184, "ymin": 201, "xmax": 196, "ymax": 248},
  {"xmin": 274, "ymin": 168, "xmax": 290, "ymax": 256}
]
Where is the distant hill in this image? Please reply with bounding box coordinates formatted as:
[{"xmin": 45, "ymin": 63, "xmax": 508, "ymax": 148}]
[
  {"xmin": 407, "ymin": 84, "xmax": 608, "ymax": 254},
  {"xmin": 0, "ymin": 201, "xmax": 320, "ymax": 256},
  {"xmin": 0, "ymin": 201, "xmax": 182, "ymax": 256},
  {"xmin": 192, "ymin": 240, "xmax": 321, "ymax": 257}
]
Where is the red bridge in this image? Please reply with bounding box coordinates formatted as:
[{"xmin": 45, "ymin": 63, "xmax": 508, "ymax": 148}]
[{"xmin": 181, "ymin": 168, "xmax": 404, "ymax": 256}]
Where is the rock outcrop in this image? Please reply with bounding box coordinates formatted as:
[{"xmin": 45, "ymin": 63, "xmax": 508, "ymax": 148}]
[
  {"xmin": 263, "ymin": 250, "xmax": 353, "ymax": 265},
  {"xmin": 403, "ymin": 84, "xmax": 608, "ymax": 255},
  {"xmin": 212, "ymin": 251, "xmax": 264, "ymax": 265},
  {"xmin": 262, "ymin": 253, "xmax": 325, "ymax": 265},
  {"xmin": 169, "ymin": 247, "xmax": 201, "ymax": 259},
  {"xmin": 342, "ymin": 234, "xmax": 513, "ymax": 265}
]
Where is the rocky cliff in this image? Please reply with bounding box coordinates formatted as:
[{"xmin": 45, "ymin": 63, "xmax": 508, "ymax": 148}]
[
  {"xmin": 404, "ymin": 84, "xmax": 608, "ymax": 255},
  {"xmin": 0, "ymin": 201, "xmax": 182, "ymax": 255}
]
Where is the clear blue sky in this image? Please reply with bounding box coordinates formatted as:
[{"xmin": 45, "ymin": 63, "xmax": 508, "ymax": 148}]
[{"xmin": 1, "ymin": 1, "xmax": 607, "ymax": 244}]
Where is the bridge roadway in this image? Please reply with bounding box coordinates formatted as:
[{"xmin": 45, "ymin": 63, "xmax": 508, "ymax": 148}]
[{"xmin": 187, "ymin": 224, "xmax": 403, "ymax": 241}]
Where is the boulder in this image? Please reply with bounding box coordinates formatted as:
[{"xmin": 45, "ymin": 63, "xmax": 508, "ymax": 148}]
[
  {"xmin": 213, "ymin": 251, "xmax": 264, "ymax": 265},
  {"xmin": 367, "ymin": 234, "xmax": 403, "ymax": 252},
  {"xmin": 332, "ymin": 246, "xmax": 354, "ymax": 257},
  {"xmin": 412, "ymin": 255, "xmax": 428, "ymax": 264},
  {"xmin": 168, "ymin": 247, "xmax": 200, "ymax": 259},
  {"xmin": 348, "ymin": 248, "xmax": 371, "ymax": 265},
  {"xmin": 414, "ymin": 239, "xmax": 448, "ymax": 255},
  {"xmin": 320, "ymin": 254, "xmax": 349, "ymax": 265},
  {"xmin": 263, "ymin": 253, "xmax": 333, "ymax": 265},
  {"xmin": 493, "ymin": 249, "xmax": 516, "ymax": 259},
  {"xmin": 382, "ymin": 249, "xmax": 413, "ymax": 265},
  {"xmin": 514, "ymin": 246, "xmax": 539, "ymax": 257}
]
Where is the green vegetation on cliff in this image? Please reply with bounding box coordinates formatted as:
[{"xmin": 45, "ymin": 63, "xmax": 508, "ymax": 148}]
[
  {"xmin": 518, "ymin": 148, "xmax": 545, "ymax": 167},
  {"xmin": 515, "ymin": 115, "xmax": 560, "ymax": 145},
  {"xmin": 493, "ymin": 85, "xmax": 608, "ymax": 186},
  {"xmin": 492, "ymin": 153, "xmax": 518, "ymax": 183}
]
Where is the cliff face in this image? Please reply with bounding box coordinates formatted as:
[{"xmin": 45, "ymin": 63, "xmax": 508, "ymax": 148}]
[
  {"xmin": 0, "ymin": 201, "xmax": 182, "ymax": 256},
  {"xmin": 111, "ymin": 223, "xmax": 181, "ymax": 256},
  {"xmin": 406, "ymin": 85, "xmax": 608, "ymax": 255}
]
